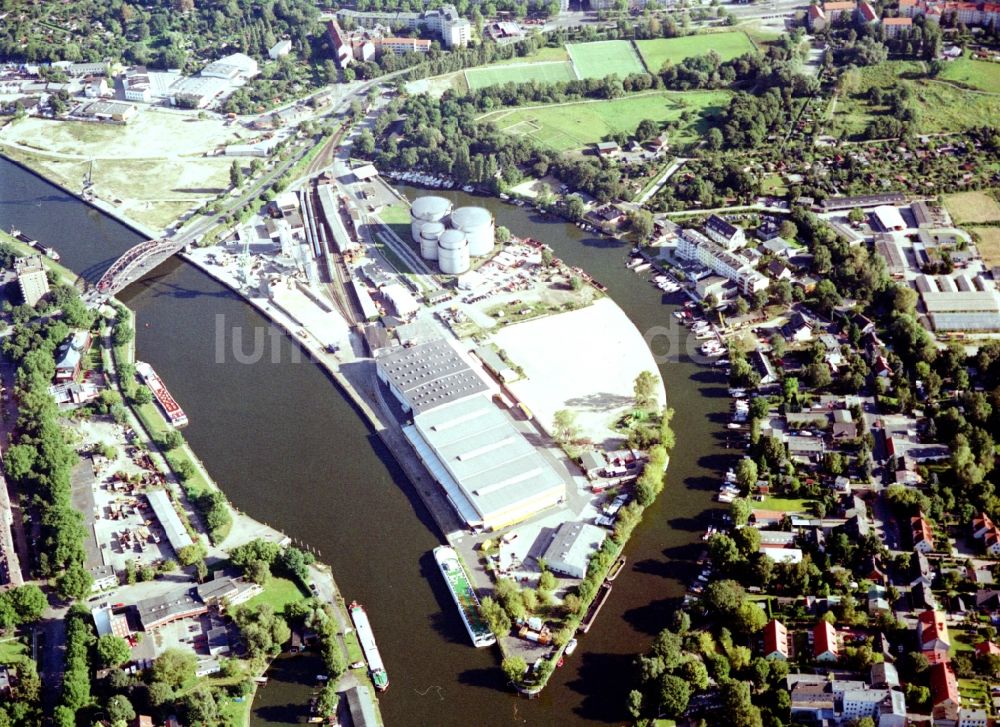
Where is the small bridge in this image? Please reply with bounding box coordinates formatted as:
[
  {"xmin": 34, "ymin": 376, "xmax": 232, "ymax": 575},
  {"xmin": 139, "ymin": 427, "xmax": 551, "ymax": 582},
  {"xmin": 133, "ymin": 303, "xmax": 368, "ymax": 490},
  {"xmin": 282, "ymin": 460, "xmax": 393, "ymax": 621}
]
[{"xmin": 95, "ymin": 237, "xmax": 187, "ymax": 298}]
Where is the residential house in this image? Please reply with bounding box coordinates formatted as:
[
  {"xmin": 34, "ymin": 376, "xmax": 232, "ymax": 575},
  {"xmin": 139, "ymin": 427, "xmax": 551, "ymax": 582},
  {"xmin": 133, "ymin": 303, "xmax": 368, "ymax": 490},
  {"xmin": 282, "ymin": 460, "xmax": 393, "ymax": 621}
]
[
  {"xmin": 781, "ymin": 311, "xmax": 814, "ymax": 342},
  {"xmin": 972, "ymin": 512, "xmax": 995, "ymax": 539},
  {"xmin": 767, "ymin": 260, "xmax": 793, "ymax": 281},
  {"xmin": 831, "ymin": 409, "xmax": 858, "ymax": 440},
  {"xmin": 883, "ymin": 16, "xmax": 913, "ymax": 35},
  {"xmin": 985, "ymin": 528, "xmax": 1000, "ymax": 557},
  {"xmin": 858, "ymin": 1, "xmax": 880, "ymax": 22},
  {"xmin": 762, "ymin": 236, "xmax": 794, "ymax": 257},
  {"xmin": 704, "ymin": 214, "xmax": 746, "ymax": 251},
  {"xmin": 929, "ymin": 661, "xmax": 961, "ymax": 723},
  {"xmin": 813, "ymin": 620, "xmax": 839, "ymax": 662},
  {"xmin": 911, "ymin": 513, "xmax": 935, "ymax": 553},
  {"xmin": 867, "ymin": 584, "xmax": 891, "ymax": 616},
  {"xmin": 807, "ymin": 3, "xmax": 829, "ymax": 30},
  {"xmin": 870, "ymin": 662, "xmax": 900, "ymax": 690},
  {"xmin": 789, "ymin": 435, "xmax": 825, "ymax": 464},
  {"xmin": 54, "ymin": 331, "xmax": 92, "ymax": 382},
  {"xmin": 911, "ymin": 582, "xmax": 938, "ymax": 612},
  {"xmin": 958, "ymin": 708, "xmax": 989, "ymax": 727},
  {"xmin": 595, "ymin": 141, "xmax": 620, "ymax": 157},
  {"xmin": 974, "ymin": 640, "xmax": 1000, "ymax": 658},
  {"xmin": 908, "ymin": 551, "xmax": 934, "ymax": 588},
  {"xmin": 763, "ymin": 618, "xmax": 790, "ymax": 660},
  {"xmin": 751, "ymin": 348, "xmax": 778, "ymax": 386},
  {"xmin": 917, "ymin": 609, "xmax": 950, "ymax": 662},
  {"xmin": 975, "ymin": 589, "xmax": 1000, "ymax": 614}
]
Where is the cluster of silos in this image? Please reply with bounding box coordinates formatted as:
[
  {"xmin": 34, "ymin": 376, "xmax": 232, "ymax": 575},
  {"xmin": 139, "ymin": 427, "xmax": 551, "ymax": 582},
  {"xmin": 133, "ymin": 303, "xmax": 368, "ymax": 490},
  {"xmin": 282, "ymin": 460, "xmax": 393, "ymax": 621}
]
[{"xmin": 410, "ymin": 196, "xmax": 495, "ymax": 276}]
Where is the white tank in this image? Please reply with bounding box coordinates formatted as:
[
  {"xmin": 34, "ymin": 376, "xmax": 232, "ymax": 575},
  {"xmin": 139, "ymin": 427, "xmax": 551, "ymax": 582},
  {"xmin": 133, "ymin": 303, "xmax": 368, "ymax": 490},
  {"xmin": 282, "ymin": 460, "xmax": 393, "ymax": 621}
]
[
  {"xmin": 418, "ymin": 221, "xmax": 444, "ymax": 260},
  {"xmin": 450, "ymin": 206, "xmax": 494, "ymax": 257},
  {"xmin": 437, "ymin": 229, "xmax": 470, "ymax": 275},
  {"xmin": 410, "ymin": 196, "xmax": 453, "ymax": 242}
]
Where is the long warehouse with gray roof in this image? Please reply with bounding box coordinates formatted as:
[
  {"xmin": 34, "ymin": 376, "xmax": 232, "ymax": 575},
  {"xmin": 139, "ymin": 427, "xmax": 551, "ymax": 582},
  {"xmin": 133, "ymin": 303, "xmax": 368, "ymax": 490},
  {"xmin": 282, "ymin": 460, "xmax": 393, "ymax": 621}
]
[{"xmin": 404, "ymin": 395, "xmax": 566, "ymax": 531}]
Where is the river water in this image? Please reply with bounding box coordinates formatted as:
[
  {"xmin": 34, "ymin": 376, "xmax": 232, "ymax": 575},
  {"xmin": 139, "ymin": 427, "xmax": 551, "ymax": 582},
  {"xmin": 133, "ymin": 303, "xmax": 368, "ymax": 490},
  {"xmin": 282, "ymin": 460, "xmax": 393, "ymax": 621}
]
[{"xmin": 0, "ymin": 159, "xmax": 731, "ymax": 726}]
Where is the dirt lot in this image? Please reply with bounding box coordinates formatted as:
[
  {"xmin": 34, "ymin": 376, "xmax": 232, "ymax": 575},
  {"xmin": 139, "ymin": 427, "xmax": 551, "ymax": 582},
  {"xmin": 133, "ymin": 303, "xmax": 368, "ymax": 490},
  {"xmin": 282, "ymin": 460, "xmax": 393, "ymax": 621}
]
[
  {"xmin": 0, "ymin": 109, "xmax": 262, "ymax": 231},
  {"xmin": 944, "ymin": 190, "xmax": 1000, "ymax": 224}
]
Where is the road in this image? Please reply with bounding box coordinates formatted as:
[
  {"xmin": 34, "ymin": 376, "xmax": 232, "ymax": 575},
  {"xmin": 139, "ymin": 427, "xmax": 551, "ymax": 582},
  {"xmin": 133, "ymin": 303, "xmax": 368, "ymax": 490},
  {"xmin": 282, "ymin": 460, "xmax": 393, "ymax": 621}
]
[{"xmin": 634, "ymin": 157, "xmax": 687, "ymax": 207}]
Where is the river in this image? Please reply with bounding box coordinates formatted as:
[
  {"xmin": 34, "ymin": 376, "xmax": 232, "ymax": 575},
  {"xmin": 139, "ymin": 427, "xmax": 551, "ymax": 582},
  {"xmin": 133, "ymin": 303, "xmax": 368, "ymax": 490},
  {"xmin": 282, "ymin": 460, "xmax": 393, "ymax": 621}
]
[{"xmin": 0, "ymin": 158, "xmax": 731, "ymax": 726}]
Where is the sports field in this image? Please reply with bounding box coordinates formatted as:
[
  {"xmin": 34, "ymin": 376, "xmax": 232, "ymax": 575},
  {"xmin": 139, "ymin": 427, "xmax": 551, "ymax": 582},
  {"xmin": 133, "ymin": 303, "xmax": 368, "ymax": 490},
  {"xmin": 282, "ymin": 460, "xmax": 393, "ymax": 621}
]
[
  {"xmin": 635, "ymin": 31, "xmax": 757, "ymax": 73},
  {"xmin": 972, "ymin": 227, "xmax": 1000, "ymax": 268},
  {"xmin": 483, "ymin": 90, "xmax": 730, "ymax": 152},
  {"xmin": 466, "ymin": 61, "xmax": 578, "ymax": 90},
  {"xmin": 567, "ymin": 40, "xmax": 646, "ymax": 79},
  {"xmin": 939, "ymin": 53, "xmax": 1000, "ymax": 94}
]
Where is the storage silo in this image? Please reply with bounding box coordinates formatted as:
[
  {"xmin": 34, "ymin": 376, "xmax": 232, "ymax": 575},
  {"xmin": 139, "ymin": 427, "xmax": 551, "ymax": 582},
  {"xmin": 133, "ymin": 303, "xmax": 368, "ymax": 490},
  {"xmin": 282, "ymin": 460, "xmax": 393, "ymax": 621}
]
[
  {"xmin": 418, "ymin": 221, "xmax": 445, "ymax": 260},
  {"xmin": 410, "ymin": 196, "xmax": 453, "ymax": 242},
  {"xmin": 450, "ymin": 206, "xmax": 495, "ymax": 257},
  {"xmin": 437, "ymin": 229, "xmax": 470, "ymax": 275}
]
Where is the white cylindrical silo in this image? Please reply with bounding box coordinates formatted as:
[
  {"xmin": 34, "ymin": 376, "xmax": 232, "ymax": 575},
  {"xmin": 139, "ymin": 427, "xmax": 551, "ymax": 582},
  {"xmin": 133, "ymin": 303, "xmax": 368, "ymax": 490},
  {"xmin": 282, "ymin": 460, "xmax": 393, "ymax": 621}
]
[
  {"xmin": 418, "ymin": 221, "xmax": 444, "ymax": 260},
  {"xmin": 450, "ymin": 206, "xmax": 495, "ymax": 257},
  {"xmin": 410, "ymin": 196, "xmax": 453, "ymax": 242},
  {"xmin": 437, "ymin": 229, "xmax": 470, "ymax": 275}
]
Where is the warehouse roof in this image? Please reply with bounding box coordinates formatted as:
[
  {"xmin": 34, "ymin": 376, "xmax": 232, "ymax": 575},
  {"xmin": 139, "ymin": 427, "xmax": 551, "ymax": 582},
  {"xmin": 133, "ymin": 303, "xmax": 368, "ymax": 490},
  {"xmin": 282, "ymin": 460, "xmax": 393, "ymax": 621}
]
[
  {"xmin": 921, "ymin": 291, "xmax": 1000, "ymax": 313},
  {"xmin": 411, "ymin": 395, "xmax": 565, "ymax": 524},
  {"xmin": 377, "ymin": 338, "xmax": 489, "ymax": 415},
  {"xmin": 542, "ymin": 521, "xmax": 606, "ymax": 577},
  {"xmin": 146, "ymin": 489, "xmax": 194, "ymax": 552}
]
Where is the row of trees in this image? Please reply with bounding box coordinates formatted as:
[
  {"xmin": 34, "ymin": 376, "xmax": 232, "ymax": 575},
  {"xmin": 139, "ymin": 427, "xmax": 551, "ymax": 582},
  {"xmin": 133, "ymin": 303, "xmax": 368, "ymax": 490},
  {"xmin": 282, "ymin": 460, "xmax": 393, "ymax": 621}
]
[{"xmin": 3, "ymin": 310, "xmax": 93, "ymax": 599}]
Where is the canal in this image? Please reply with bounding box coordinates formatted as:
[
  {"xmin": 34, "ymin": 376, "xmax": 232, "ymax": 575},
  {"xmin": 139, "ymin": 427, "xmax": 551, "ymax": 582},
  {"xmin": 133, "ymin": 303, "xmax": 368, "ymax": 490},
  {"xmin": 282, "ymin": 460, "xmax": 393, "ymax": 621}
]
[{"xmin": 0, "ymin": 158, "xmax": 731, "ymax": 726}]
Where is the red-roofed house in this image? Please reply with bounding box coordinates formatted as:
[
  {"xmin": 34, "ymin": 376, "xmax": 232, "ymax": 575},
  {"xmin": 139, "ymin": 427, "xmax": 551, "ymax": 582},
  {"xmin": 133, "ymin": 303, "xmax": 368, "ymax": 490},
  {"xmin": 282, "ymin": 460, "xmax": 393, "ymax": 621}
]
[
  {"xmin": 985, "ymin": 528, "xmax": 1000, "ymax": 557},
  {"xmin": 858, "ymin": 1, "xmax": 880, "ymax": 21},
  {"xmin": 808, "ymin": 3, "xmax": 828, "ymax": 29},
  {"xmin": 899, "ymin": 0, "xmax": 922, "ymax": 15},
  {"xmin": 973, "ymin": 512, "xmax": 995, "ymax": 539},
  {"xmin": 912, "ymin": 513, "xmax": 935, "ymax": 553},
  {"xmin": 917, "ymin": 609, "xmax": 950, "ymax": 662},
  {"xmin": 930, "ymin": 661, "xmax": 960, "ymax": 722},
  {"xmin": 763, "ymin": 619, "xmax": 790, "ymax": 660},
  {"xmin": 813, "ymin": 620, "xmax": 839, "ymax": 662},
  {"xmin": 974, "ymin": 640, "xmax": 1000, "ymax": 657},
  {"xmin": 883, "ymin": 16, "xmax": 913, "ymax": 35},
  {"xmin": 327, "ymin": 20, "xmax": 352, "ymax": 68}
]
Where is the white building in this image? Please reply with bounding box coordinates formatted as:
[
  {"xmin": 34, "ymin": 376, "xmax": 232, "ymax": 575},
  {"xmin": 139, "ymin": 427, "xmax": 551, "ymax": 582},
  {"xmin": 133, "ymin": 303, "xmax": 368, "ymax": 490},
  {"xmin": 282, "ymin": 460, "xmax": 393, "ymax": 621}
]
[
  {"xmin": 704, "ymin": 214, "xmax": 746, "ymax": 250},
  {"xmin": 146, "ymin": 489, "xmax": 194, "ymax": 553},
  {"xmin": 381, "ymin": 283, "xmax": 419, "ymax": 319},
  {"xmin": 201, "ymin": 53, "xmax": 259, "ymax": 81},
  {"xmin": 678, "ymin": 229, "xmax": 769, "ymax": 296},
  {"xmin": 375, "ymin": 337, "xmax": 489, "ymax": 415},
  {"xmin": 268, "ymin": 40, "xmax": 292, "ymax": 60},
  {"xmin": 14, "ymin": 255, "xmax": 49, "ymax": 307},
  {"xmin": 542, "ymin": 522, "xmax": 606, "ymax": 579}
]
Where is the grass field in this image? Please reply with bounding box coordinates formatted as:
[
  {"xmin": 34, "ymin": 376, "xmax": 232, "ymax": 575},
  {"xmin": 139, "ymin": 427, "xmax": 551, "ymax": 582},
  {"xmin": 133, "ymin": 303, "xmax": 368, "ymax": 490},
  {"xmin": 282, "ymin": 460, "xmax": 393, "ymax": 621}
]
[
  {"xmin": 567, "ymin": 40, "xmax": 646, "ymax": 79},
  {"xmin": 241, "ymin": 576, "xmax": 307, "ymax": 614},
  {"xmin": 945, "ymin": 190, "xmax": 1000, "ymax": 224},
  {"xmin": 466, "ymin": 61, "xmax": 578, "ymax": 90},
  {"xmin": 971, "ymin": 227, "xmax": 1000, "ymax": 267},
  {"xmin": 757, "ymin": 496, "xmax": 812, "ymax": 513},
  {"xmin": 484, "ymin": 90, "xmax": 729, "ymax": 152},
  {"xmin": 635, "ymin": 31, "xmax": 756, "ymax": 73},
  {"xmin": 0, "ymin": 636, "xmax": 27, "ymax": 664},
  {"xmin": 939, "ymin": 53, "xmax": 1000, "ymax": 93},
  {"xmin": 830, "ymin": 61, "xmax": 1000, "ymax": 138},
  {"xmin": 491, "ymin": 45, "xmax": 569, "ymax": 65}
]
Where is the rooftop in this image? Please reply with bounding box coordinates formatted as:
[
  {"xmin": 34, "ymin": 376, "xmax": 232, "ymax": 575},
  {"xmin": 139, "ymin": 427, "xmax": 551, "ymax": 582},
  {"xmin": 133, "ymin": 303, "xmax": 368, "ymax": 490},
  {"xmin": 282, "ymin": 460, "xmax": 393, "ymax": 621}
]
[{"xmin": 376, "ymin": 338, "xmax": 489, "ymax": 415}]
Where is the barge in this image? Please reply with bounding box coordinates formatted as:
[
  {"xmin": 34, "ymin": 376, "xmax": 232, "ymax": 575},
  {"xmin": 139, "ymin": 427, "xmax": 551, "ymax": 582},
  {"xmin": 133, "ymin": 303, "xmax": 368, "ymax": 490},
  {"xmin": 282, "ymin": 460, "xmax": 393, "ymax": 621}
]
[
  {"xmin": 434, "ymin": 546, "xmax": 496, "ymax": 648},
  {"xmin": 578, "ymin": 581, "xmax": 612, "ymax": 634},
  {"xmin": 135, "ymin": 361, "xmax": 188, "ymax": 428},
  {"xmin": 349, "ymin": 601, "xmax": 389, "ymax": 691}
]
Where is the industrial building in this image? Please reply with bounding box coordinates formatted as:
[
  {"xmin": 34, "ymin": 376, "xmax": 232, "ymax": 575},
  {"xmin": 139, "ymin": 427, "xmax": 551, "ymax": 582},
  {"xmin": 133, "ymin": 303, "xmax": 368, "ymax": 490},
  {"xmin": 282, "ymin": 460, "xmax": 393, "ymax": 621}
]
[
  {"xmin": 405, "ymin": 395, "xmax": 566, "ymax": 531},
  {"xmin": 542, "ymin": 521, "xmax": 606, "ymax": 579},
  {"xmin": 14, "ymin": 255, "xmax": 49, "ymax": 306},
  {"xmin": 921, "ymin": 290, "xmax": 1000, "ymax": 331},
  {"xmin": 375, "ymin": 338, "xmax": 489, "ymax": 415},
  {"xmin": 146, "ymin": 489, "xmax": 194, "ymax": 553}
]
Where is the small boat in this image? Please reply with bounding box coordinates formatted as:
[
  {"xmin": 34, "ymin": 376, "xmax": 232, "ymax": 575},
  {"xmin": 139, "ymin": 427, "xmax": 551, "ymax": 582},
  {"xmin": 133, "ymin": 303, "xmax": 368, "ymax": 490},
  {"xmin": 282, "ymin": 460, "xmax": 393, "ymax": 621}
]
[
  {"xmin": 632, "ymin": 262, "xmax": 651, "ymax": 272},
  {"xmin": 565, "ymin": 638, "xmax": 578, "ymax": 656}
]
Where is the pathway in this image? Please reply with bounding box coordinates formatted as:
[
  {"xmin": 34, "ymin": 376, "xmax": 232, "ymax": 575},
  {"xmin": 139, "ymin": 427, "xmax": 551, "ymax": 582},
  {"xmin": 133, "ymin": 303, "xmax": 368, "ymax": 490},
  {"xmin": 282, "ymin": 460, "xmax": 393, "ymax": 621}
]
[{"xmin": 634, "ymin": 157, "xmax": 687, "ymax": 207}]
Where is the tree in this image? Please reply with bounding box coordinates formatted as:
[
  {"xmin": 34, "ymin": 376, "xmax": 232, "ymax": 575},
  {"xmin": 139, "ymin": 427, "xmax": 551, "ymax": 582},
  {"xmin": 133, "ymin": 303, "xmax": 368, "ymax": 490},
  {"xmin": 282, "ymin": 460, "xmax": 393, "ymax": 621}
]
[
  {"xmin": 734, "ymin": 600, "xmax": 767, "ymax": 634},
  {"xmin": 181, "ymin": 686, "xmax": 218, "ymax": 725},
  {"xmin": 704, "ymin": 579, "xmax": 746, "ymax": 615},
  {"xmin": 652, "ymin": 628, "xmax": 684, "ymax": 670},
  {"xmin": 659, "ymin": 407, "xmax": 675, "ymax": 451},
  {"xmin": 56, "ymin": 563, "xmax": 93, "ymax": 600},
  {"xmin": 736, "ymin": 458, "xmax": 758, "ymax": 490},
  {"xmin": 658, "ymin": 674, "xmax": 690, "ymax": 718},
  {"xmin": 779, "ymin": 219, "xmax": 798, "ymax": 240},
  {"xmin": 633, "ymin": 370, "xmax": 659, "ymax": 411},
  {"xmin": 106, "ymin": 695, "xmax": 136, "ymax": 724},
  {"xmin": 480, "ymin": 596, "xmax": 511, "ymax": 637},
  {"xmin": 152, "ymin": 648, "xmax": 197, "ymax": 689},
  {"xmin": 230, "ymin": 160, "xmax": 244, "ymax": 189},
  {"xmin": 681, "ymin": 657, "xmax": 710, "ymax": 691},
  {"xmin": 315, "ymin": 683, "xmax": 339, "ymax": 719},
  {"xmin": 630, "ymin": 209, "xmax": 655, "ymax": 242},
  {"xmin": 552, "ymin": 409, "xmax": 579, "ymax": 444},
  {"xmin": 627, "ymin": 689, "xmax": 644, "ymax": 719},
  {"xmin": 722, "ymin": 680, "xmax": 763, "ymax": 727},
  {"xmin": 96, "ymin": 634, "xmax": 131, "ymax": 669},
  {"xmin": 501, "ymin": 656, "xmax": 527, "ymax": 684},
  {"xmin": 7, "ymin": 584, "xmax": 46, "ymax": 623}
]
